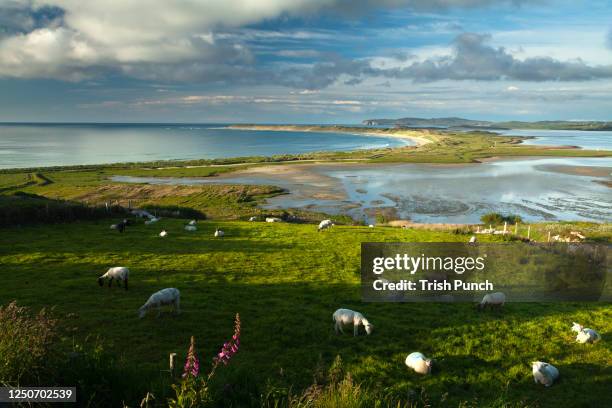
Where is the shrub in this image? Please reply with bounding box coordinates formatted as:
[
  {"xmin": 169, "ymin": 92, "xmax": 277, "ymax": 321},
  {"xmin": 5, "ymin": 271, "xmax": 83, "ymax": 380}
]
[
  {"xmin": 480, "ymin": 212, "xmax": 523, "ymax": 225},
  {"xmin": 0, "ymin": 301, "xmax": 59, "ymax": 384}
]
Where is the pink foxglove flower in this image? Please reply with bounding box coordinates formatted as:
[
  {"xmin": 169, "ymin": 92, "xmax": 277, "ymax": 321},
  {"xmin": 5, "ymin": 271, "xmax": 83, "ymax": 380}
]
[
  {"xmin": 214, "ymin": 313, "xmax": 241, "ymax": 366},
  {"xmin": 182, "ymin": 336, "xmax": 200, "ymax": 378}
]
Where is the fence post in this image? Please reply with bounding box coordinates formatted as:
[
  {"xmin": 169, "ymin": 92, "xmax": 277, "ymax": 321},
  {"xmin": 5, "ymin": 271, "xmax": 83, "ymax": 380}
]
[
  {"xmin": 169, "ymin": 353, "xmax": 177, "ymax": 378},
  {"xmin": 527, "ymin": 225, "xmax": 531, "ymax": 240}
]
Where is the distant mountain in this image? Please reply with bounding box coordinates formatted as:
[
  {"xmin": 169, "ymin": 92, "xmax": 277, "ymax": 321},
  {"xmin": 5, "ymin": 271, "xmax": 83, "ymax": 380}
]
[
  {"xmin": 362, "ymin": 117, "xmax": 493, "ymax": 128},
  {"xmin": 362, "ymin": 117, "xmax": 612, "ymax": 131}
]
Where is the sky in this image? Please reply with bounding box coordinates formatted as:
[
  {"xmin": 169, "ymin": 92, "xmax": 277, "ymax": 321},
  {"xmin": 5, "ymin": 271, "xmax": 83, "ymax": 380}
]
[{"xmin": 0, "ymin": 0, "xmax": 611, "ymax": 123}]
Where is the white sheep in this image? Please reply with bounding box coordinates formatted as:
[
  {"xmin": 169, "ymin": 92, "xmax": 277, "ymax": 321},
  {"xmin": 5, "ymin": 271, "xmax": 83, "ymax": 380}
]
[
  {"xmin": 532, "ymin": 361, "xmax": 559, "ymax": 387},
  {"xmin": 469, "ymin": 235, "xmax": 477, "ymax": 244},
  {"xmin": 138, "ymin": 288, "xmax": 181, "ymax": 318},
  {"xmin": 266, "ymin": 217, "xmax": 282, "ymax": 223},
  {"xmin": 478, "ymin": 292, "xmax": 506, "ymax": 311},
  {"xmin": 572, "ymin": 323, "xmax": 601, "ymax": 344},
  {"xmin": 318, "ymin": 219, "xmax": 334, "ymax": 231},
  {"xmin": 98, "ymin": 266, "xmax": 129, "ymax": 290},
  {"xmin": 332, "ymin": 308, "xmax": 373, "ymax": 336},
  {"xmin": 405, "ymin": 352, "xmax": 432, "ymax": 375},
  {"xmin": 368, "ymin": 224, "xmax": 374, "ymax": 228},
  {"xmin": 184, "ymin": 225, "xmax": 197, "ymax": 232},
  {"xmin": 188, "ymin": 219, "xmax": 197, "ymax": 226},
  {"xmin": 159, "ymin": 230, "xmax": 168, "ymax": 237},
  {"xmin": 249, "ymin": 216, "xmax": 257, "ymax": 222},
  {"xmin": 110, "ymin": 224, "xmax": 118, "ymax": 230},
  {"xmin": 214, "ymin": 228, "xmax": 224, "ymax": 238}
]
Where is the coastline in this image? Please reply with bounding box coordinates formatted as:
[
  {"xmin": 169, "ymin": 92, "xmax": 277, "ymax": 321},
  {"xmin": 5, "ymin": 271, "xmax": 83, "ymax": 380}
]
[{"xmin": 227, "ymin": 124, "xmax": 434, "ymax": 146}]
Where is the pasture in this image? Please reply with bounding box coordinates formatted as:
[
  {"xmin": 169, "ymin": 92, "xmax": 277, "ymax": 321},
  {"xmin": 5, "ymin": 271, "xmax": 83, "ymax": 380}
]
[{"xmin": 1, "ymin": 218, "xmax": 610, "ymax": 407}]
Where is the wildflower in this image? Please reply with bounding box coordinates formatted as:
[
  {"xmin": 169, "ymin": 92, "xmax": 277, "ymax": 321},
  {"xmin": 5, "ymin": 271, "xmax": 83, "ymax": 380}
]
[
  {"xmin": 182, "ymin": 336, "xmax": 200, "ymax": 378},
  {"xmin": 214, "ymin": 313, "xmax": 241, "ymax": 366}
]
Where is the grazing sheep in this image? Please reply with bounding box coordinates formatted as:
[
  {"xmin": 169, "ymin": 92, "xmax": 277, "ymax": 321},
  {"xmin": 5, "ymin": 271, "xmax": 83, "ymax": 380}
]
[
  {"xmin": 318, "ymin": 219, "xmax": 334, "ymax": 231},
  {"xmin": 572, "ymin": 323, "xmax": 601, "ymax": 344},
  {"xmin": 532, "ymin": 361, "xmax": 559, "ymax": 387},
  {"xmin": 98, "ymin": 266, "xmax": 129, "ymax": 290},
  {"xmin": 159, "ymin": 230, "xmax": 168, "ymax": 237},
  {"xmin": 188, "ymin": 219, "xmax": 197, "ymax": 226},
  {"xmin": 469, "ymin": 235, "xmax": 477, "ymax": 244},
  {"xmin": 249, "ymin": 216, "xmax": 257, "ymax": 221},
  {"xmin": 405, "ymin": 352, "xmax": 432, "ymax": 375},
  {"xmin": 332, "ymin": 308, "xmax": 373, "ymax": 336},
  {"xmin": 214, "ymin": 228, "xmax": 224, "ymax": 238},
  {"xmin": 138, "ymin": 288, "xmax": 180, "ymax": 318},
  {"xmin": 110, "ymin": 224, "xmax": 118, "ymax": 230},
  {"xmin": 184, "ymin": 225, "xmax": 197, "ymax": 232},
  {"xmin": 478, "ymin": 292, "xmax": 506, "ymax": 311},
  {"xmin": 266, "ymin": 217, "xmax": 282, "ymax": 223}
]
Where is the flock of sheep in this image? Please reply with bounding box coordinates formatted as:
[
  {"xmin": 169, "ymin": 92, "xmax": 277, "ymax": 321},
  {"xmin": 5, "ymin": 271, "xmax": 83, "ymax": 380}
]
[
  {"xmin": 333, "ymin": 296, "xmax": 602, "ymax": 387},
  {"xmin": 102, "ymin": 214, "xmax": 602, "ymax": 389}
]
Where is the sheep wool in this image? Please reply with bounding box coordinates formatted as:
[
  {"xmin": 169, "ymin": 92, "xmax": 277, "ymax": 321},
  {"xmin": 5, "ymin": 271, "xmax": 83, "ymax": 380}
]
[
  {"xmin": 332, "ymin": 308, "xmax": 374, "ymax": 336},
  {"xmin": 576, "ymin": 328, "xmax": 601, "ymax": 344},
  {"xmin": 478, "ymin": 292, "xmax": 506, "ymax": 310},
  {"xmin": 532, "ymin": 361, "xmax": 559, "ymax": 387},
  {"xmin": 318, "ymin": 219, "xmax": 334, "ymax": 231},
  {"xmin": 98, "ymin": 266, "xmax": 129, "ymax": 290},
  {"xmin": 138, "ymin": 288, "xmax": 181, "ymax": 318},
  {"xmin": 405, "ymin": 352, "xmax": 432, "ymax": 375}
]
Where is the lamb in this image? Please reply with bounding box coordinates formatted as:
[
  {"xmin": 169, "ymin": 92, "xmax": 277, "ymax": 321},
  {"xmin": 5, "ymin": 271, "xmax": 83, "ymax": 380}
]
[
  {"xmin": 266, "ymin": 217, "xmax": 282, "ymax": 223},
  {"xmin": 572, "ymin": 322, "xmax": 601, "ymax": 344},
  {"xmin": 184, "ymin": 225, "xmax": 197, "ymax": 232},
  {"xmin": 159, "ymin": 230, "xmax": 168, "ymax": 237},
  {"xmin": 532, "ymin": 361, "xmax": 559, "ymax": 387},
  {"xmin": 214, "ymin": 228, "xmax": 224, "ymax": 238},
  {"xmin": 98, "ymin": 266, "xmax": 129, "ymax": 290},
  {"xmin": 318, "ymin": 219, "xmax": 334, "ymax": 231},
  {"xmin": 332, "ymin": 308, "xmax": 374, "ymax": 336},
  {"xmin": 477, "ymin": 292, "xmax": 506, "ymax": 311},
  {"xmin": 405, "ymin": 352, "xmax": 432, "ymax": 375},
  {"xmin": 138, "ymin": 288, "xmax": 180, "ymax": 318}
]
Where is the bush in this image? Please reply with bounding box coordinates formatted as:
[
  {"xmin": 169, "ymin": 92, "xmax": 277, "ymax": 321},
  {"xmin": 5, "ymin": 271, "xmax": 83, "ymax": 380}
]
[
  {"xmin": 0, "ymin": 193, "xmax": 125, "ymax": 227},
  {"xmin": 480, "ymin": 212, "xmax": 522, "ymax": 225},
  {"xmin": 0, "ymin": 301, "xmax": 59, "ymax": 384}
]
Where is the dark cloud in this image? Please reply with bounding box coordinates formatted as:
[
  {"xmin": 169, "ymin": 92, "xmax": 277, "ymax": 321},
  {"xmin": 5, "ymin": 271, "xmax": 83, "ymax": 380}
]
[
  {"xmin": 0, "ymin": 1, "xmax": 63, "ymax": 37},
  {"xmin": 385, "ymin": 33, "xmax": 612, "ymax": 82}
]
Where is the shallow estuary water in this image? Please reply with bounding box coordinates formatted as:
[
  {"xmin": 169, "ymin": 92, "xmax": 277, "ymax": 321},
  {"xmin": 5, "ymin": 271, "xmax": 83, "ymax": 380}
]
[{"xmin": 112, "ymin": 157, "xmax": 612, "ymax": 224}]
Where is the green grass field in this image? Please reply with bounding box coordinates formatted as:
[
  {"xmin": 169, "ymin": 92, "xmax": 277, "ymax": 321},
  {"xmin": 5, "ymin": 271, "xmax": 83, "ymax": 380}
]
[{"xmin": 1, "ymin": 218, "xmax": 610, "ymax": 407}]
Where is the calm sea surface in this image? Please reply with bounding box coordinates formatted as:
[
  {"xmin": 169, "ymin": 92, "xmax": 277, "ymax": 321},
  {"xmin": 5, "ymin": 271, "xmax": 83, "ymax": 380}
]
[
  {"xmin": 498, "ymin": 129, "xmax": 612, "ymax": 150},
  {"xmin": 0, "ymin": 123, "xmax": 409, "ymax": 169}
]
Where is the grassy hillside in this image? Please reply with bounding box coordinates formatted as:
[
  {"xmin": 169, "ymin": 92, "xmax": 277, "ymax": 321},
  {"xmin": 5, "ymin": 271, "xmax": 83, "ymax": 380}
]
[{"xmin": 1, "ymin": 219, "xmax": 610, "ymax": 407}]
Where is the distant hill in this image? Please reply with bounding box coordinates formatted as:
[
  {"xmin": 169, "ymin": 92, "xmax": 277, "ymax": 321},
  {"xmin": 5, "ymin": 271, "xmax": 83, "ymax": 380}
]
[{"xmin": 363, "ymin": 117, "xmax": 612, "ymax": 131}]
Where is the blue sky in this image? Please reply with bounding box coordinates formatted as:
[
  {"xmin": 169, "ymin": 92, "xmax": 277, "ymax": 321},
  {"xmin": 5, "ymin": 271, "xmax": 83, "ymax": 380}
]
[{"xmin": 0, "ymin": 0, "xmax": 611, "ymax": 123}]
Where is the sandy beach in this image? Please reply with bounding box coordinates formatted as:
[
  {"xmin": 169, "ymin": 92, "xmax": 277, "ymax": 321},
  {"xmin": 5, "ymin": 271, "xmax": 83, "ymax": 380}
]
[{"xmin": 227, "ymin": 124, "xmax": 434, "ymax": 146}]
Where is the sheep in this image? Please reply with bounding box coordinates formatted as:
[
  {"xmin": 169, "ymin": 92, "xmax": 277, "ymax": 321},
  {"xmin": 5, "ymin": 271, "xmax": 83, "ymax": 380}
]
[
  {"xmin": 368, "ymin": 224, "xmax": 374, "ymax": 228},
  {"xmin": 98, "ymin": 266, "xmax": 129, "ymax": 290},
  {"xmin": 249, "ymin": 216, "xmax": 257, "ymax": 222},
  {"xmin": 159, "ymin": 230, "xmax": 168, "ymax": 237},
  {"xmin": 214, "ymin": 228, "xmax": 224, "ymax": 238},
  {"xmin": 572, "ymin": 323, "xmax": 601, "ymax": 344},
  {"xmin": 184, "ymin": 225, "xmax": 197, "ymax": 232},
  {"xmin": 576, "ymin": 329, "xmax": 601, "ymax": 344},
  {"xmin": 468, "ymin": 235, "xmax": 477, "ymax": 245},
  {"xmin": 266, "ymin": 217, "xmax": 282, "ymax": 223},
  {"xmin": 318, "ymin": 219, "xmax": 334, "ymax": 231},
  {"xmin": 532, "ymin": 361, "xmax": 559, "ymax": 387},
  {"xmin": 138, "ymin": 288, "xmax": 180, "ymax": 318},
  {"xmin": 188, "ymin": 219, "xmax": 197, "ymax": 226},
  {"xmin": 332, "ymin": 308, "xmax": 373, "ymax": 336},
  {"xmin": 477, "ymin": 292, "xmax": 506, "ymax": 311},
  {"xmin": 405, "ymin": 352, "xmax": 432, "ymax": 375}
]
